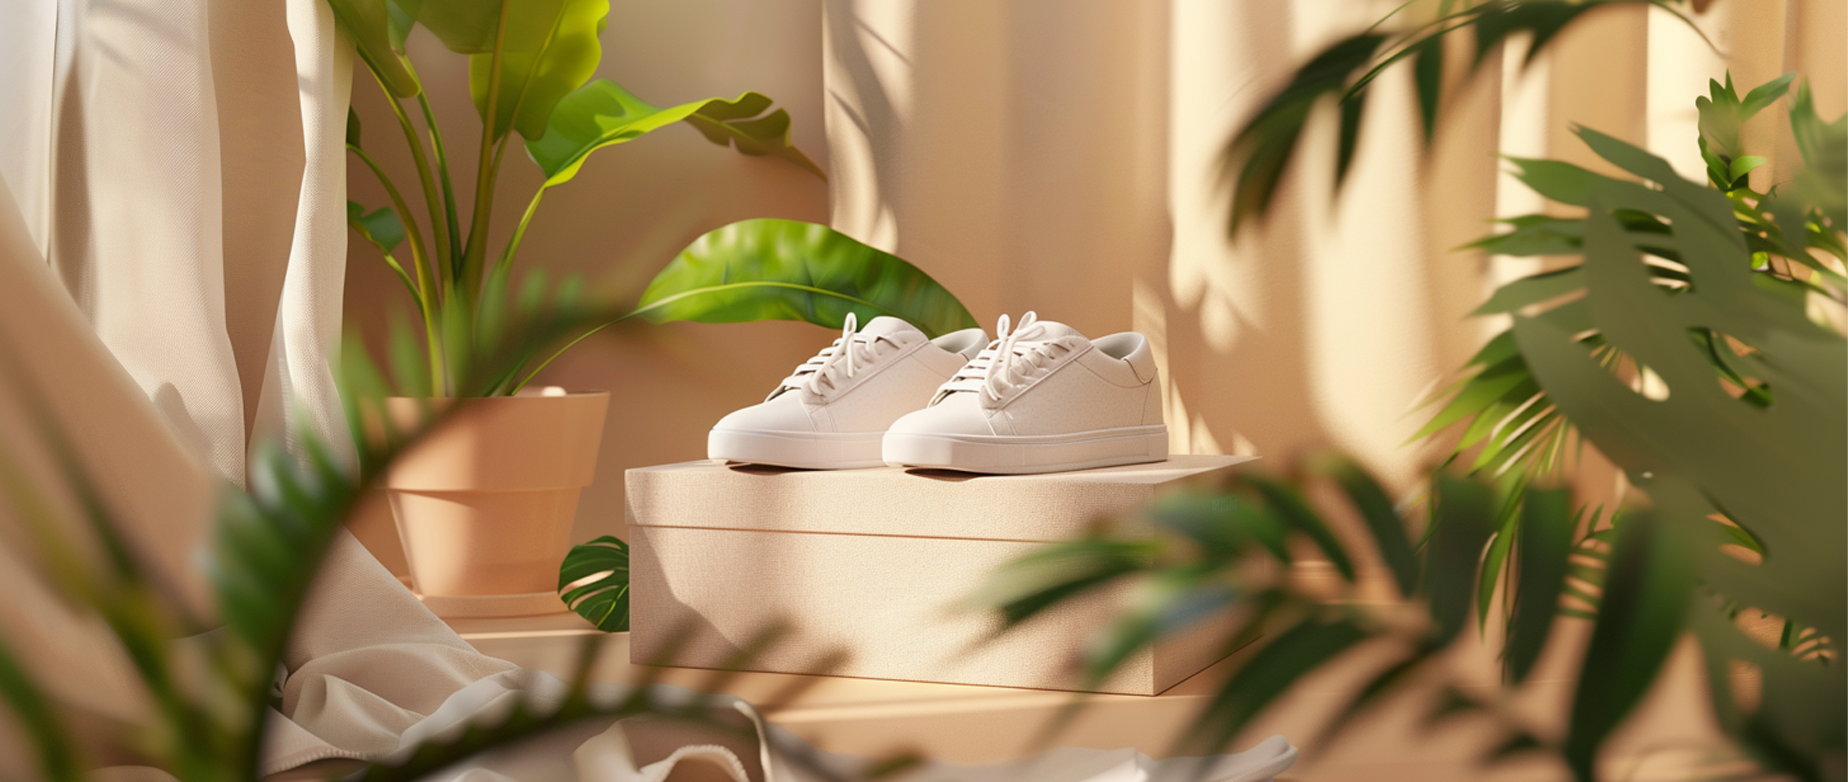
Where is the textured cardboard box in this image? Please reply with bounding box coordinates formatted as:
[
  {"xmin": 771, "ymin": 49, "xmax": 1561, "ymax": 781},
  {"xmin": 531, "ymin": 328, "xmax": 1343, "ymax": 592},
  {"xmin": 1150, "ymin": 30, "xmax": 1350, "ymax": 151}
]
[{"xmin": 627, "ymin": 455, "xmax": 1256, "ymax": 695}]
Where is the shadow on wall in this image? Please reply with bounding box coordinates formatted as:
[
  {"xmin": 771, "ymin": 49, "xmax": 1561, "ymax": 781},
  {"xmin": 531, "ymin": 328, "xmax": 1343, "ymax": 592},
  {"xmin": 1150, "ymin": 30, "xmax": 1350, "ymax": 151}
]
[{"xmin": 823, "ymin": 0, "xmax": 1495, "ymax": 493}]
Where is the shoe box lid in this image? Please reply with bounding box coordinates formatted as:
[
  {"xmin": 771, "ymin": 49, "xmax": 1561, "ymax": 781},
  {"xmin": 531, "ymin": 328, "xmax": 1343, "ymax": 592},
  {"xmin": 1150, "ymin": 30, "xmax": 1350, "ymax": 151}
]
[{"xmin": 624, "ymin": 454, "xmax": 1257, "ymax": 543}]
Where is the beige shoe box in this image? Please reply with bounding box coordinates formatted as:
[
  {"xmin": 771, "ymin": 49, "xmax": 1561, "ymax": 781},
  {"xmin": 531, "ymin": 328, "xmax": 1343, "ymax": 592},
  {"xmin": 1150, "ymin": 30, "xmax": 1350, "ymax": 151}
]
[{"xmin": 626, "ymin": 455, "xmax": 1256, "ymax": 695}]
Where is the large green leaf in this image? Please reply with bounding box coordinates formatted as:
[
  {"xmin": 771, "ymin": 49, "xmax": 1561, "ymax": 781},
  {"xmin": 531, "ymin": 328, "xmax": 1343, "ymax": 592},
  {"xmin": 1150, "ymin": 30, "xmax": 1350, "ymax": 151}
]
[
  {"xmin": 1516, "ymin": 175, "xmax": 1844, "ymax": 639},
  {"xmin": 1471, "ymin": 268, "xmax": 1583, "ymax": 316},
  {"xmin": 1475, "ymin": 501, "xmax": 1516, "ymax": 638},
  {"xmin": 974, "ymin": 539, "xmax": 1150, "ymax": 627},
  {"xmin": 681, "ymin": 94, "xmax": 824, "ymax": 179},
  {"xmin": 394, "ymin": 0, "xmax": 569, "ymax": 55},
  {"xmin": 326, "ymin": 0, "xmax": 420, "ymax": 97},
  {"xmin": 1506, "ymin": 157, "xmax": 1600, "ymax": 207},
  {"xmin": 526, "ymin": 81, "xmax": 823, "ymax": 187},
  {"xmin": 1562, "ymin": 511, "xmax": 1692, "ymax": 780},
  {"xmin": 1185, "ymin": 618, "xmax": 1369, "ymax": 752},
  {"xmin": 631, "ymin": 219, "xmax": 977, "ymax": 338},
  {"xmin": 1149, "ymin": 490, "xmax": 1290, "ymax": 564},
  {"xmin": 1502, "ymin": 486, "xmax": 1573, "ymax": 684},
  {"xmin": 467, "ymin": 0, "xmax": 607, "ymax": 140},
  {"xmin": 1786, "ymin": 82, "xmax": 1848, "ymax": 226},
  {"xmin": 1696, "ymin": 72, "xmax": 1793, "ymax": 178},
  {"xmin": 347, "ymin": 201, "xmax": 406, "ymax": 254},
  {"xmin": 1422, "ymin": 474, "xmax": 1497, "ymax": 646},
  {"xmin": 1411, "ymin": 35, "xmax": 1443, "ymax": 145},
  {"xmin": 1464, "ymin": 215, "xmax": 1585, "ymax": 258},
  {"xmin": 1324, "ymin": 458, "xmax": 1417, "ymax": 597},
  {"xmin": 1508, "ymin": 144, "xmax": 1844, "ymax": 775},
  {"xmin": 558, "ymin": 535, "xmax": 629, "ymax": 632},
  {"xmin": 1083, "ymin": 567, "xmax": 1239, "ymax": 687},
  {"xmin": 1245, "ymin": 476, "xmax": 1357, "ymax": 582}
]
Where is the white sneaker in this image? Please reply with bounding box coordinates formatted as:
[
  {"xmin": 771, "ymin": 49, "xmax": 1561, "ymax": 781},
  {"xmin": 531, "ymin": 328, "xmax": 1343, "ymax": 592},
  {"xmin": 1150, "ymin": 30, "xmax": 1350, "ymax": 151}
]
[
  {"xmin": 708, "ymin": 314, "xmax": 987, "ymax": 469},
  {"xmin": 882, "ymin": 312, "xmax": 1168, "ymax": 474}
]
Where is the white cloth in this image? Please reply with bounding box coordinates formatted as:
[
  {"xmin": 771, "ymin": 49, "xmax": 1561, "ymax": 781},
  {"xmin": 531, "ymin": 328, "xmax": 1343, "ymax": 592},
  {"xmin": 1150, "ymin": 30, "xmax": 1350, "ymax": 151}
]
[{"xmin": 255, "ymin": 0, "xmax": 357, "ymax": 462}]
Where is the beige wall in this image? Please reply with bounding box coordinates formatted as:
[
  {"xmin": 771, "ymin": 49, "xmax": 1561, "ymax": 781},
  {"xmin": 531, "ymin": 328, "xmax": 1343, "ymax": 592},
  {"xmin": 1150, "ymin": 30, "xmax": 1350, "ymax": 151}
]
[{"xmin": 341, "ymin": 1, "xmax": 1847, "ymax": 572}]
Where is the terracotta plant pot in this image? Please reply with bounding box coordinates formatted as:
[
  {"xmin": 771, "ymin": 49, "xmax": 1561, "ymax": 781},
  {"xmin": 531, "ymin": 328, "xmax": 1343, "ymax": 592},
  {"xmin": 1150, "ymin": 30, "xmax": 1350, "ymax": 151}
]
[{"xmin": 382, "ymin": 391, "xmax": 610, "ymax": 600}]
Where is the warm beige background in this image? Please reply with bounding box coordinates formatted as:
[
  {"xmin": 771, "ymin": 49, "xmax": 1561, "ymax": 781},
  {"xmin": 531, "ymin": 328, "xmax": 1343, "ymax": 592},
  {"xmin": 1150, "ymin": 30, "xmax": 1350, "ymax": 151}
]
[{"xmin": 336, "ymin": 0, "xmax": 1845, "ymax": 571}]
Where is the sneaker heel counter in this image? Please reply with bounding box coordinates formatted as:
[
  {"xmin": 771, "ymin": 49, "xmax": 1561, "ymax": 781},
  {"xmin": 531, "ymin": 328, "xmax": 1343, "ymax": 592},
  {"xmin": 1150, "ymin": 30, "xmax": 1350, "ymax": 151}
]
[{"xmin": 1142, "ymin": 366, "xmax": 1165, "ymax": 427}]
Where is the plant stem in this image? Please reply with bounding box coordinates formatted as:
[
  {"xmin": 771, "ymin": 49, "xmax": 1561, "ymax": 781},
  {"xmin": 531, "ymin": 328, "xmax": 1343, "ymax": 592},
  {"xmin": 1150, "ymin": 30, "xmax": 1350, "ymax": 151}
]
[
  {"xmin": 408, "ymin": 64, "xmax": 465, "ymax": 276},
  {"xmin": 460, "ymin": 0, "xmax": 514, "ymax": 312},
  {"xmin": 495, "ymin": 181, "xmax": 546, "ymax": 280},
  {"xmin": 508, "ymin": 314, "xmax": 628, "ymax": 395},
  {"xmin": 370, "ymin": 69, "xmax": 451, "ymax": 291},
  {"xmin": 348, "ymin": 144, "xmax": 446, "ymax": 392}
]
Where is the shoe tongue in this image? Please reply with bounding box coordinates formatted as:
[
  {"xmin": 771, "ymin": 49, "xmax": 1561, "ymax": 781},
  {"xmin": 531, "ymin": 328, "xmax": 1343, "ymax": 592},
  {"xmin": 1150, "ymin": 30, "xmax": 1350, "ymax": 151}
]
[
  {"xmin": 856, "ymin": 316, "xmax": 924, "ymax": 341},
  {"xmin": 1013, "ymin": 319, "xmax": 1084, "ymax": 343}
]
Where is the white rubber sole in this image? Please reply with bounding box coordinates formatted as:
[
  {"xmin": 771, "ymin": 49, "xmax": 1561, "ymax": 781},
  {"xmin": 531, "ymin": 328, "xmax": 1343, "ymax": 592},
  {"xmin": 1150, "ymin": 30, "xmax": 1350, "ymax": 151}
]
[
  {"xmin": 882, "ymin": 425, "xmax": 1169, "ymax": 475},
  {"xmin": 708, "ymin": 427, "xmax": 888, "ymax": 470}
]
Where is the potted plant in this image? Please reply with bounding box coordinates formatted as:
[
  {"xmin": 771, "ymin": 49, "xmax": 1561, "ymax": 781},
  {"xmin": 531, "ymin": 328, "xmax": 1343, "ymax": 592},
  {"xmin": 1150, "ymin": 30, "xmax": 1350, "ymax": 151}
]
[{"xmin": 331, "ymin": 0, "xmax": 977, "ymax": 612}]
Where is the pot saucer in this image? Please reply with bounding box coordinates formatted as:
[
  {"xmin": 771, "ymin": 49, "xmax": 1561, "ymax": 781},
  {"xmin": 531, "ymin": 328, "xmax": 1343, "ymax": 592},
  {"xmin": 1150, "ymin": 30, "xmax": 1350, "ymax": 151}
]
[{"xmin": 400, "ymin": 578, "xmax": 570, "ymax": 618}]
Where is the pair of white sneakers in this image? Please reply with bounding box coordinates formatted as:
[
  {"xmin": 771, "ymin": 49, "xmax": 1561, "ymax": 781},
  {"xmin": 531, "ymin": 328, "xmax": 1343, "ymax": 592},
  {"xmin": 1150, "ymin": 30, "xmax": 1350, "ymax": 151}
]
[{"xmin": 707, "ymin": 312, "xmax": 1168, "ymax": 474}]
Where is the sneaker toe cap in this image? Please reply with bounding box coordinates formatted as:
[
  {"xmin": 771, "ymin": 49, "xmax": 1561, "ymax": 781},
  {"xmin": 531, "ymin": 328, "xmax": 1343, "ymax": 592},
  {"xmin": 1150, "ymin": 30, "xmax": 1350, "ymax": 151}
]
[
  {"xmin": 712, "ymin": 395, "xmax": 818, "ymax": 434},
  {"xmin": 888, "ymin": 398, "xmax": 997, "ymax": 437}
]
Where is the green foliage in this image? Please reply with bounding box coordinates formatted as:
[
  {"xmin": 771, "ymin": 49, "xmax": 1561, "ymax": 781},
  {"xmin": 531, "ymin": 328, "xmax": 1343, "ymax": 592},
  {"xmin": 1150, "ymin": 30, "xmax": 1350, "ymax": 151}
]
[
  {"xmin": 977, "ymin": 463, "xmax": 1553, "ymax": 757},
  {"xmin": 528, "ymin": 81, "xmax": 824, "ymax": 187},
  {"xmin": 1222, "ymin": 32, "xmax": 1386, "ymax": 236},
  {"xmin": 1695, "ymin": 73, "xmax": 1793, "ymax": 186},
  {"xmin": 0, "ymin": 300, "xmax": 876, "ymax": 780},
  {"xmin": 1427, "ymin": 75, "xmax": 1842, "ymax": 488},
  {"xmin": 326, "ymin": 0, "xmax": 420, "ymax": 97},
  {"xmin": 1562, "ymin": 512, "xmax": 1692, "ymax": 778},
  {"xmin": 1429, "ymin": 72, "xmax": 1846, "ymax": 776},
  {"xmin": 1218, "ymin": 0, "xmax": 1713, "ymax": 237},
  {"xmin": 467, "ymin": 0, "xmax": 608, "ymax": 141},
  {"xmin": 331, "ymin": 0, "xmax": 862, "ymax": 398},
  {"xmin": 634, "ymin": 219, "xmax": 978, "ymax": 338},
  {"xmin": 986, "ymin": 73, "xmax": 1845, "ymax": 780},
  {"xmin": 558, "ymin": 535, "xmax": 629, "ymax": 632},
  {"xmin": 1502, "ymin": 487, "xmax": 1571, "ymax": 683}
]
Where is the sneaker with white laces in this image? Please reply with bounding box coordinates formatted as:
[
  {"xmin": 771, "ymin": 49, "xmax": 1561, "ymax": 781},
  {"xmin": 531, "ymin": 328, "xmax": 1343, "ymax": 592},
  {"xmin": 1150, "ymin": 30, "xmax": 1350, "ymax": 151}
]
[
  {"xmin": 708, "ymin": 314, "xmax": 987, "ymax": 469},
  {"xmin": 882, "ymin": 312, "xmax": 1168, "ymax": 474}
]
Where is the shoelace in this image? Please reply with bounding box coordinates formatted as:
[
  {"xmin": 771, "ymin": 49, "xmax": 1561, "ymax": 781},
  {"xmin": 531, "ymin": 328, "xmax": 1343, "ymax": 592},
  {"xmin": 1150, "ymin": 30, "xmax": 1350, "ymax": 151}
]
[
  {"xmin": 939, "ymin": 311, "xmax": 1068, "ymax": 404},
  {"xmin": 772, "ymin": 313, "xmax": 895, "ymax": 400}
]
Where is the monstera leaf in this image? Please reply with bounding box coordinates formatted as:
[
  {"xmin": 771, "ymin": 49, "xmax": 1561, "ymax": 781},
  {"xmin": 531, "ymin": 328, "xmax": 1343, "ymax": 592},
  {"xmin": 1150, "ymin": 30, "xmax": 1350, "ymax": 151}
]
[
  {"xmin": 631, "ymin": 219, "xmax": 978, "ymax": 338},
  {"xmin": 1510, "ymin": 133, "xmax": 1845, "ymax": 775},
  {"xmin": 558, "ymin": 536, "xmax": 629, "ymax": 632}
]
